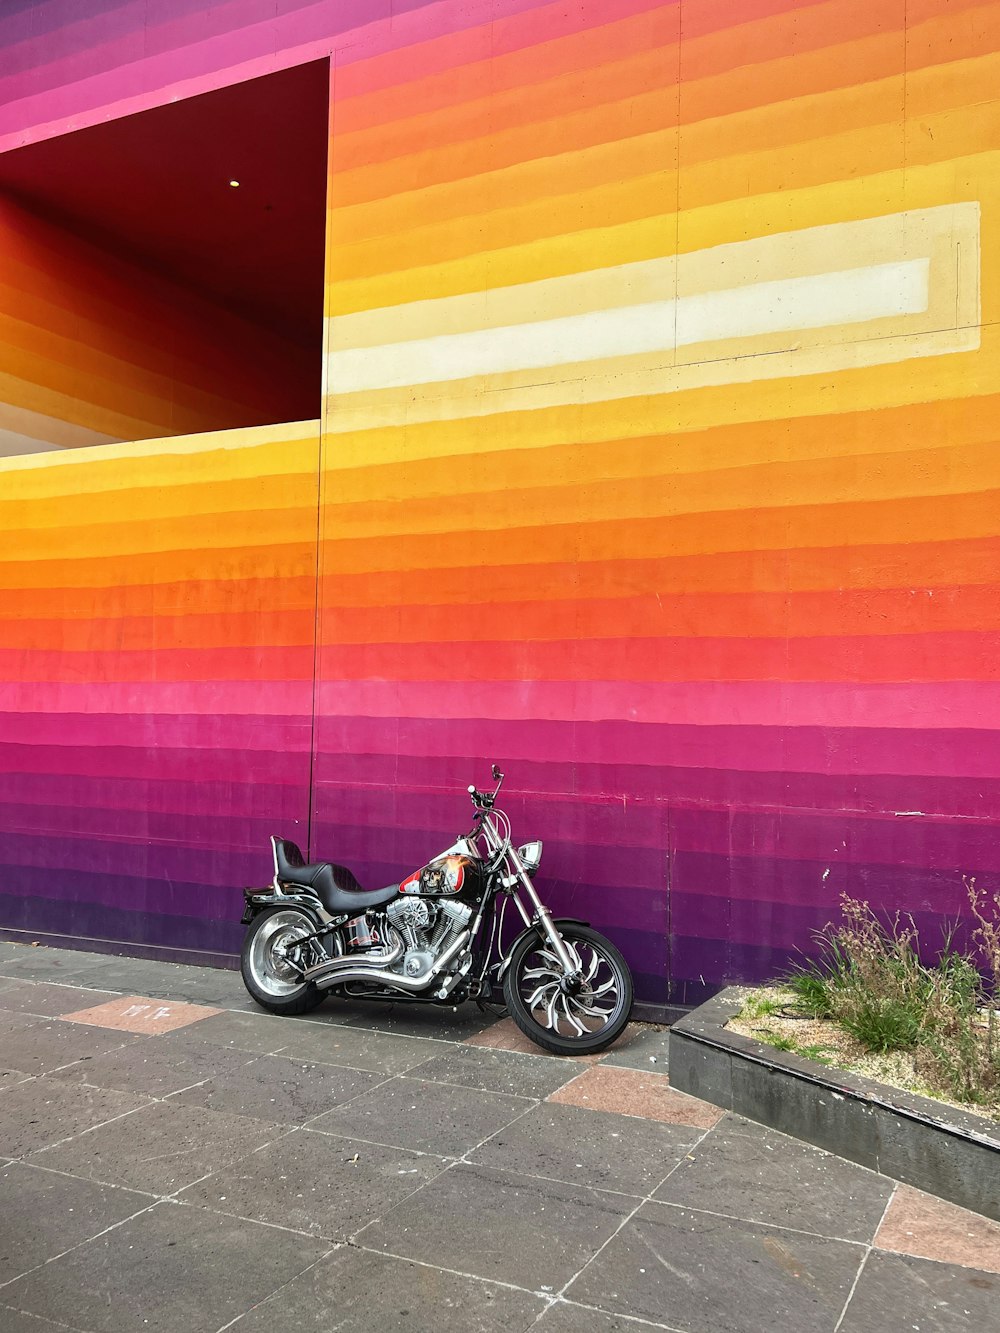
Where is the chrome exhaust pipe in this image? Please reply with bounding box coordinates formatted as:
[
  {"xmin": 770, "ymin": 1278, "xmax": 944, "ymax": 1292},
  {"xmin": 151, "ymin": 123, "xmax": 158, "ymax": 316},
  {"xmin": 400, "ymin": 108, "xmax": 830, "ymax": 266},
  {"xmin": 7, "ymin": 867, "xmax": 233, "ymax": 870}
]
[
  {"xmin": 306, "ymin": 930, "xmax": 471, "ymax": 993},
  {"xmin": 303, "ymin": 934, "xmax": 404, "ymax": 982}
]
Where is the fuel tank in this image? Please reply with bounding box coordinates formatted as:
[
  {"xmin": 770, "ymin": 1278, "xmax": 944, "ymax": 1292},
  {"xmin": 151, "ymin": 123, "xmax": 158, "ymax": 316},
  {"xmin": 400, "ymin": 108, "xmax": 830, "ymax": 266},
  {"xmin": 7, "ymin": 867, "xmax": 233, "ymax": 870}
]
[{"xmin": 398, "ymin": 852, "xmax": 485, "ymax": 902}]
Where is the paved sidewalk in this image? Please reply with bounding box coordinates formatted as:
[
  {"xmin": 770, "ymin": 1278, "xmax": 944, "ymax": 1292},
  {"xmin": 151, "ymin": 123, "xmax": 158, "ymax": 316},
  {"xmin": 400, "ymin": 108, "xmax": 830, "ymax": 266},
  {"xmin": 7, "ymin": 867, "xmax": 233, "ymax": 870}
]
[{"xmin": 0, "ymin": 941, "xmax": 997, "ymax": 1333}]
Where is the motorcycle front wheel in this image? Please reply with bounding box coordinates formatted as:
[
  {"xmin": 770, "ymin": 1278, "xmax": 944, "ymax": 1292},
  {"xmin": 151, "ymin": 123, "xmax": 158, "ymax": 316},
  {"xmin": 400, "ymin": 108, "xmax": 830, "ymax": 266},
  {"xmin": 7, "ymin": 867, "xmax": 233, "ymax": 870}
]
[
  {"xmin": 503, "ymin": 924, "xmax": 633, "ymax": 1056},
  {"xmin": 240, "ymin": 907, "xmax": 326, "ymax": 1016}
]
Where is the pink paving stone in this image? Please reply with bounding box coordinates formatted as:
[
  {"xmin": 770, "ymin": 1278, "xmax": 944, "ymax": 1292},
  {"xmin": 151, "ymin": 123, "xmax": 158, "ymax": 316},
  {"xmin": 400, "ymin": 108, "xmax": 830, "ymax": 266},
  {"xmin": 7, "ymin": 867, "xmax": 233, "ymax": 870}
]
[
  {"xmin": 547, "ymin": 1064, "xmax": 723, "ymax": 1128},
  {"xmin": 57, "ymin": 995, "xmax": 221, "ymax": 1035},
  {"xmin": 464, "ymin": 1017, "xmax": 601, "ymax": 1062},
  {"xmin": 875, "ymin": 1184, "xmax": 1000, "ymax": 1274}
]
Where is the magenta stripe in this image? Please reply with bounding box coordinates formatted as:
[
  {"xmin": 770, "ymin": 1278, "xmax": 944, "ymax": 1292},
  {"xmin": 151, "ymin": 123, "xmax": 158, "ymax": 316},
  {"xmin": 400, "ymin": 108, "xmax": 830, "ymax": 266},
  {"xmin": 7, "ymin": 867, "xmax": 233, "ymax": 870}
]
[{"xmin": 313, "ymin": 713, "xmax": 1000, "ymax": 779}]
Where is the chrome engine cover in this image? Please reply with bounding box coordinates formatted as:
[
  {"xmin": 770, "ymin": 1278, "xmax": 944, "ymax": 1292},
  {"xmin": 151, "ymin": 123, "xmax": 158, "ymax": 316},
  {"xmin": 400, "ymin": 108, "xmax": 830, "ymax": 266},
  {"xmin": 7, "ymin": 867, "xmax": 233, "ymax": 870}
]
[{"xmin": 385, "ymin": 896, "xmax": 473, "ymax": 980}]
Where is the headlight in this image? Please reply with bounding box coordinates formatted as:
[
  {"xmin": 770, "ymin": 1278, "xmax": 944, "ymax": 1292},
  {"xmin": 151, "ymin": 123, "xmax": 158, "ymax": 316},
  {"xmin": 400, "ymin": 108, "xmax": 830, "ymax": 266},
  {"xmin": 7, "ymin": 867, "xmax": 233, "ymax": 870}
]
[{"xmin": 517, "ymin": 841, "xmax": 543, "ymax": 873}]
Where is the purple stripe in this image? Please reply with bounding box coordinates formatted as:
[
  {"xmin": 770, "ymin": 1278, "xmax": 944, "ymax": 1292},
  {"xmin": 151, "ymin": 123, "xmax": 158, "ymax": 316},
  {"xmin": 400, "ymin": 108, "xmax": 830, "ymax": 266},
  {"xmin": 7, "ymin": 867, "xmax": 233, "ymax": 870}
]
[{"xmin": 0, "ymin": 743, "xmax": 310, "ymax": 785}]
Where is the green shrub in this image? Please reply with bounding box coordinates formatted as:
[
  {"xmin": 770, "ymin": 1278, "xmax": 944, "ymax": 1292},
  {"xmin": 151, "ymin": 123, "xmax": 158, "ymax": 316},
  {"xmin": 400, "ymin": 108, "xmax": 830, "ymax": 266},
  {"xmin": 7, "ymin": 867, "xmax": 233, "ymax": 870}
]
[{"xmin": 777, "ymin": 884, "xmax": 1000, "ymax": 1112}]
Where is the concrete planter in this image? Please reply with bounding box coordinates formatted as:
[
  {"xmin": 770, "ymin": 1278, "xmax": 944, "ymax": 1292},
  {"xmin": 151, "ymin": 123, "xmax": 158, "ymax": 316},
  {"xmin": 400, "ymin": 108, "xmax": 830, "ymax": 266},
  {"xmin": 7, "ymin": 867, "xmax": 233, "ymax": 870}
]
[{"xmin": 669, "ymin": 987, "xmax": 1000, "ymax": 1222}]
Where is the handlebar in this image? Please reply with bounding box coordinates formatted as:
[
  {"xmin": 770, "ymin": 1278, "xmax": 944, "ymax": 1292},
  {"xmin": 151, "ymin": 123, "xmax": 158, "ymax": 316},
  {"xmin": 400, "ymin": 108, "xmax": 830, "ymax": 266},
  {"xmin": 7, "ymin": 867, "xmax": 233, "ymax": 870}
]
[{"xmin": 468, "ymin": 765, "xmax": 505, "ymax": 810}]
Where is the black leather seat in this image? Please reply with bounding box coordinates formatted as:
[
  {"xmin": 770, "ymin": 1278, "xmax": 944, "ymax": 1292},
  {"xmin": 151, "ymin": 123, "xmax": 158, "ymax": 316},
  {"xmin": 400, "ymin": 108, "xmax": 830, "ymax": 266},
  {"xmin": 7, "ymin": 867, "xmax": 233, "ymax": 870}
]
[{"xmin": 271, "ymin": 837, "xmax": 399, "ymax": 915}]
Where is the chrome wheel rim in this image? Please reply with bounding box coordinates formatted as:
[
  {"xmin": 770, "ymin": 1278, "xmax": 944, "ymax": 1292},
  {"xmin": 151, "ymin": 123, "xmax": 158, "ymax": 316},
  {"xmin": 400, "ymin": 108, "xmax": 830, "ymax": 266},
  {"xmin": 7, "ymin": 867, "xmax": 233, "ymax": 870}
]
[
  {"xmin": 248, "ymin": 911, "xmax": 311, "ymax": 997},
  {"xmin": 516, "ymin": 937, "xmax": 627, "ymax": 1039}
]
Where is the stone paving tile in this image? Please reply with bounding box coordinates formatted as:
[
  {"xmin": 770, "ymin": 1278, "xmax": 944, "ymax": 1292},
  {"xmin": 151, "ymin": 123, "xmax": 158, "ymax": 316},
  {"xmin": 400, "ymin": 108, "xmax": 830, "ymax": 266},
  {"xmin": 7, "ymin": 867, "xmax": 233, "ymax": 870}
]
[
  {"xmin": 838, "ymin": 1251, "xmax": 1000, "ymax": 1332},
  {"xmin": 411, "ymin": 1043, "xmax": 579, "ymax": 1100},
  {"xmin": 598, "ymin": 1022, "xmax": 671, "ymax": 1071},
  {"xmin": 270, "ymin": 1017, "xmax": 449, "ymax": 1075},
  {"xmin": 171, "ymin": 1052, "xmax": 382, "ymax": 1124},
  {"xmin": 536, "ymin": 1303, "xmax": 679, "ymax": 1332},
  {"xmin": 0, "ymin": 951, "xmax": 111, "ymax": 985},
  {"xmin": 0, "ymin": 1307, "xmax": 93, "ymax": 1333},
  {"xmin": 308, "ymin": 1075, "xmax": 529, "ymax": 1157},
  {"xmin": 470, "ymin": 1101, "xmax": 702, "ymax": 1197},
  {"xmin": 874, "ymin": 1183, "xmax": 1000, "ymax": 1273},
  {"xmin": 0, "ymin": 1010, "xmax": 46, "ymax": 1038},
  {"xmin": 0, "ymin": 1020, "xmax": 141, "ymax": 1077},
  {"xmin": 31, "ymin": 1099, "xmax": 287, "ymax": 1195},
  {"xmin": 0, "ymin": 1161, "xmax": 151, "ymax": 1285},
  {"xmin": 47, "ymin": 1031, "xmax": 258, "ymax": 1097},
  {"xmin": 57, "ymin": 995, "xmax": 221, "ymax": 1035},
  {"xmin": 0, "ymin": 1069, "xmax": 32, "ymax": 1094},
  {"xmin": 0, "ymin": 983, "xmax": 118, "ymax": 1018},
  {"xmin": 548, "ymin": 1065, "xmax": 722, "ymax": 1129},
  {"xmin": 465, "ymin": 1015, "xmax": 600, "ymax": 1060},
  {"xmin": 178, "ymin": 1125, "xmax": 447, "ymax": 1239},
  {"xmin": 2, "ymin": 1199, "xmax": 331, "ymax": 1333},
  {"xmin": 567, "ymin": 1201, "xmax": 865, "ymax": 1332},
  {"xmin": 654, "ymin": 1114, "xmax": 894, "ymax": 1243},
  {"xmin": 337, "ymin": 998, "xmax": 501, "ymax": 1040},
  {"xmin": 69, "ymin": 959, "xmax": 249, "ymax": 1010},
  {"xmin": 361, "ymin": 1161, "xmax": 634, "ymax": 1291},
  {"xmin": 232, "ymin": 1245, "xmax": 545, "ymax": 1333},
  {"xmin": 0, "ymin": 1081, "xmax": 151, "ymax": 1159},
  {"xmin": 169, "ymin": 1008, "xmax": 292, "ymax": 1054}
]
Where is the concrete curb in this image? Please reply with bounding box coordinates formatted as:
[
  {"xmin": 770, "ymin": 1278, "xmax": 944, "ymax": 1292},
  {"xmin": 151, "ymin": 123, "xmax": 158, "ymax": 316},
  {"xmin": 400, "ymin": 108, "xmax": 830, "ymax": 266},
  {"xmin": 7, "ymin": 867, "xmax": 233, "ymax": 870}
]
[{"xmin": 669, "ymin": 987, "xmax": 1000, "ymax": 1222}]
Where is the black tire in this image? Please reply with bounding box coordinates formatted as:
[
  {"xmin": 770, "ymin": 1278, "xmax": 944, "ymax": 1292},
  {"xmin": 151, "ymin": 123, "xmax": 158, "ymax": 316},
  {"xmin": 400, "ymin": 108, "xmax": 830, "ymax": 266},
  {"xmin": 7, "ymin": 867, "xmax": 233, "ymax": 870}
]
[
  {"xmin": 240, "ymin": 907, "xmax": 326, "ymax": 1016},
  {"xmin": 503, "ymin": 923, "xmax": 633, "ymax": 1056}
]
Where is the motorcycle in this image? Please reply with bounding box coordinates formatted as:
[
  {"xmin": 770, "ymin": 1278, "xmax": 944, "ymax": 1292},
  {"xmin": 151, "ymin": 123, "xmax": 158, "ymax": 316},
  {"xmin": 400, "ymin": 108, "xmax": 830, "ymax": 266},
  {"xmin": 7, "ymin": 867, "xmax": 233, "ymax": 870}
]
[{"xmin": 239, "ymin": 767, "xmax": 633, "ymax": 1055}]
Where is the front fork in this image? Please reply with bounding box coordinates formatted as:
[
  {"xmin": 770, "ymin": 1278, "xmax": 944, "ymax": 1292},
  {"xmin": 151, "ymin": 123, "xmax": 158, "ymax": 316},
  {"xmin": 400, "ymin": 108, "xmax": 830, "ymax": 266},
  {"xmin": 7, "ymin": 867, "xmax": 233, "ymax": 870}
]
[{"xmin": 504, "ymin": 848, "xmax": 581, "ymax": 980}]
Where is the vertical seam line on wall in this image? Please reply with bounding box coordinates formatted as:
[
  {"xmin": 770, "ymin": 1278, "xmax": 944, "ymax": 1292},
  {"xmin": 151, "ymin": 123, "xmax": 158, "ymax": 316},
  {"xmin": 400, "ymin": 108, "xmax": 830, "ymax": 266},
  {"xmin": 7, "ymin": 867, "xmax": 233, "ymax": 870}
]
[{"xmin": 307, "ymin": 51, "xmax": 336, "ymax": 858}]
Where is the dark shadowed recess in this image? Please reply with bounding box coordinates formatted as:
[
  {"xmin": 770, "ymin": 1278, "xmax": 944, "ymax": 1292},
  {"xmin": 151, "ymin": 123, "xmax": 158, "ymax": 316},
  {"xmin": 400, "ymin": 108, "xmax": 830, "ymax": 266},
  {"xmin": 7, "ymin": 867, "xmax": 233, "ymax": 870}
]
[{"xmin": 0, "ymin": 57, "xmax": 330, "ymax": 408}]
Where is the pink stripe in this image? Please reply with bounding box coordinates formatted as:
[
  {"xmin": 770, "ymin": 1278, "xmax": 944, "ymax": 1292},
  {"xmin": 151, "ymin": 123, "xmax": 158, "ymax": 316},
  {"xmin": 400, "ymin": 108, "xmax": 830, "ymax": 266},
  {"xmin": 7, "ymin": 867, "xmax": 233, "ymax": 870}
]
[
  {"xmin": 315, "ymin": 679, "xmax": 1000, "ymax": 730},
  {"xmin": 0, "ymin": 681, "xmax": 312, "ymax": 717}
]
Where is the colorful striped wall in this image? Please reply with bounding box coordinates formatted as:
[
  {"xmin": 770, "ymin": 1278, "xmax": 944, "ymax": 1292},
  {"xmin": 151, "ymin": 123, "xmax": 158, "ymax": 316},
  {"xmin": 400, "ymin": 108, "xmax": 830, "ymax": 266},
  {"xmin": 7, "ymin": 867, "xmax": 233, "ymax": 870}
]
[
  {"xmin": 0, "ymin": 422, "xmax": 320, "ymax": 953},
  {"xmin": 0, "ymin": 192, "xmax": 317, "ymax": 454},
  {"xmin": 2, "ymin": 1, "xmax": 1000, "ymax": 1006}
]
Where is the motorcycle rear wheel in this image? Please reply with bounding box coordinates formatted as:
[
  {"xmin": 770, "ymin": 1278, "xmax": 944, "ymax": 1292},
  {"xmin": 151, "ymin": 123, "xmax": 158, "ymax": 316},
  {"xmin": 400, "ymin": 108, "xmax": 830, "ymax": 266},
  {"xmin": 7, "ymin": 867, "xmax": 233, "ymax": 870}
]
[
  {"xmin": 240, "ymin": 907, "xmax": 326, "ymax": 1016},
  {"xmin": 503, "ymin": 924, "xmax": 633, "ymax": 1056}
]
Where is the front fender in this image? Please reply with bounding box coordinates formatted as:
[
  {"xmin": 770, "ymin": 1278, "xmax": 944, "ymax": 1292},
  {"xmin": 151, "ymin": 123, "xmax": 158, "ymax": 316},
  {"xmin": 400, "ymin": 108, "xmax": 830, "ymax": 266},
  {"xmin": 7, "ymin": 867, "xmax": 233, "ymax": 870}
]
[{"xmin": 497, "ymin": 916, "xmax": 590, "ymax": 982}]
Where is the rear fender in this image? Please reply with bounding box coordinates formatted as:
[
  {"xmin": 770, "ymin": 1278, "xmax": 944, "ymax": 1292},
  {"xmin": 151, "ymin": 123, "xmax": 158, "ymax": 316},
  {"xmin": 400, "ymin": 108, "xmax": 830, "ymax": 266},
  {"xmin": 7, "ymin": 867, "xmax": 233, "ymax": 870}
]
[
  {"xmin": 241, "ymin": 888, "xmax": 330, "ymax": 928},
  {"xmin": 497, "ymin": 917, "xmax": 590, "ymax": 982}
]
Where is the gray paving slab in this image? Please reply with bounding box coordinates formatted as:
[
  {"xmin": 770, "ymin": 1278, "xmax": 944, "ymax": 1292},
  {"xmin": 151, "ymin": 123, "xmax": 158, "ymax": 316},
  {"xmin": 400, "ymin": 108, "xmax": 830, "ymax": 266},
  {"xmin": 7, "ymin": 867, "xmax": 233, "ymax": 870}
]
[
  {"xmin": 47, "ymin": 1031, "xmax": 259, "ymax": 1097},
  {"xmin": 178, "ymin": 1125, "xmax": 447, "ymax": 1239},
  {"xmin": 0, "ymin": 983, "xmax": 118, "ymax": 1017},
  {"xmin": 2, "ymin": 1199, "xmax": 331, "ymax": 1333},
  {"xmin": 31, "ymin": 1099, "xmax": 288, "ymax": 1195},
  {"xmin": 360, "ymin": 1161, "xmax": 635, "ymax": 1290},
  {"xmin": 270, "ymin": 1016, "xmax": 450, "ymax": 1074},
  {"xmin": 0, "ymin": 950, "xmax": 111, "ymax": 984},
  {"xmin": 231, "ymin": 1245, "xmax": 545, "ymax": 1333},
  {"xmin": 0, "ymin": 1161, "xmax": 152, "ymax": 1285},
  {"xmin": 0, "ymin": 1070, "xmax": 32, "ymax": 1094},
  {"xmin": 170, "ymin": 1052, "xmax": 382, "ymax": 1123},
  {"xmin": 308, "ymin": 1074, "xmax": 530, "ymax": 1156},
  {"xmin": 536, "ymin": 1303, "xmax": 677, "ymax": 1332},
  {"xmin": 410, "ymin": 1043, "xmax": 579, "ymax": 1100},
  {"xmin": 598, "ymin": 1022, "xmax": 671, "ymax": 1071},
  {"xmin": 0, "ymin": 1081, "xmax": 151, "ymax": 1159},
  {"xmin": 59, "ymin": 961, "xmax": 244, "ymax": 1009},
  {"xmin": 469, "ymin": 1101, "xmax": 703, "ymax": 1197},
  {"xmin": 654, "ymin": 1114, "xmax": 895, "ymax": 1243},
  {"xmin": 162, "ymin": 1008, "xmax": 291, "ymax": 1054},
  {"xmin": 0, "ymin": 1307, "xmax": 93, "ymax": 1333},
  {"xmin": 0, "ymin": 1021, "xmax": 141, "ymax": 1077},
  {"xmin": 0, "ymin": 1011, "xmax": 47, "ymax": 1038},
  {"xmin": 335, "ymin": 998, "xmax": 501, "ymax": 1040},
  {"xmin": 567, "ymin": 1201, "xmax": 866, "ymax": 1332},
  {"xmin": 839, "ymin": 1251, "xmax": 1000, "ymax": 1332}
]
